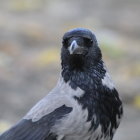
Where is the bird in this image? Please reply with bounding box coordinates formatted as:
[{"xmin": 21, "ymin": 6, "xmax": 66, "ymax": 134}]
[{"xmin": 0, "ymin": 28, "xmax": 123, "ymax": 140}]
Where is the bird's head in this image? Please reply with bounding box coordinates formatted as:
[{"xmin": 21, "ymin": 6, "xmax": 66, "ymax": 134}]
[{"xmin": 61, "ymin": 28, "xmax": 102, "ymax": 71}]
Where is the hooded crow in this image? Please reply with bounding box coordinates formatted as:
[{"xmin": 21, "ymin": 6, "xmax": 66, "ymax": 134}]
[{"xmin": 0, "ymin": 28, "xmax": 123, "ymax": 140}]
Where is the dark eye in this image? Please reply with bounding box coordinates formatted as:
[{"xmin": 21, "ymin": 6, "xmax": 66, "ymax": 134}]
[
  {"xmin": 83, "ymin": 37, "xmax": 93, "ymax": 47},
  {"xmin": 62, "ymin": 39, "xmax": 69, "ymax": 48}
]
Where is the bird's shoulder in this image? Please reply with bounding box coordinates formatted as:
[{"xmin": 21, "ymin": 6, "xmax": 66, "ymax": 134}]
[
  {"xmin": 0, "ymin": 105, "xmax": 72, "ymax": 140},
  {"xmin": 24, "ymin": 78, "xmax": 85, "ymax": 122}
]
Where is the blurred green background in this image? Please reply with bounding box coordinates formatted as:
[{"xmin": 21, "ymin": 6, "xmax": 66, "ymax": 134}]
[{"xmin": 0, "ymin": 0, "xmax": 140, "ymax": 139}]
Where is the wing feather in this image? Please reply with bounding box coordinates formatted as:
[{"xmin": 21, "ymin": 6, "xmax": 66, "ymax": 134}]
[{"xmin": 0, "ymin": 105, "xmax": 72, "ymax": 140}]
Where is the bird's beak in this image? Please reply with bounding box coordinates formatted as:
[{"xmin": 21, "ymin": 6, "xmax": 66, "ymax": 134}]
[
  {"xmin": 68, "ymin": 40, "xmax": 79, "ymax": 55},
  {"xmin": 68, "ymin": 40, "xmax": 88, "ymax": 55}
]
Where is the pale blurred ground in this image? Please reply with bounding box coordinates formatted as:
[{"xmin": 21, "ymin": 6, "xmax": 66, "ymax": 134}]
[{"xmin": 0, "ymin": 0, "xmax": 140, "ymax": 139}]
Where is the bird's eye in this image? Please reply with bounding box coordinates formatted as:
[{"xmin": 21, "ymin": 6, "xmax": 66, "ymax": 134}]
[
  {"xmin": 83, "ymin": 37, "xmax": 93, "ymax": 47},
  {"xmin": 62, "ymin": 39, "xmax": 69, "ymax": 48}
]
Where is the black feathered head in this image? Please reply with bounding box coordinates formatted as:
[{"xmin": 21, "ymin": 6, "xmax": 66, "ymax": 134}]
[{"xmin": 61, "ymin": 28, "xmax": 102, "ymax": 71}]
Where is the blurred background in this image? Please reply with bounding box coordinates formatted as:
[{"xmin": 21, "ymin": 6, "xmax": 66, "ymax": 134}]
[{"xmin": 0, "ymin": 0, "xmax": 140, "ymax": 139}]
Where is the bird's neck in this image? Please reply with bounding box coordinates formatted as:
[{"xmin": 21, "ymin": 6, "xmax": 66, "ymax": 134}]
[{"xmin": 61, "ymin": 60, "xmax": 106, "ymax": 91}]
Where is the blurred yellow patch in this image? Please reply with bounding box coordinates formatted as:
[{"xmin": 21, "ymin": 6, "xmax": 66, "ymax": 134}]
[
  {"xmin": 130, "ymin": 64, "xmax": 140, "ymax": 77},
  {"xmin": 0, "ymin": 121, "xmax": 11, "ymax": 133},
  {"xmin": 10, "ymin": 0, "xmax": 44, "ymax": 11},
  {"xmin": 35, "ymin": 48, "xmax": 60, "ymax": 67},
  {"xmin": 133, "ymin": 95, "xmax": 140, "ymax": 109}
]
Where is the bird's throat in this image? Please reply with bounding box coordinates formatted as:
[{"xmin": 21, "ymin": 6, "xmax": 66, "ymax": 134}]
[
  {"xmin": 61, "ymin": 59, "xmax": 106, "ymax": 91},
  {"xmin": 69, "ymin": 55, "xmax": 85, "ymax": 70}
]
